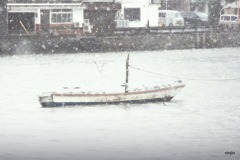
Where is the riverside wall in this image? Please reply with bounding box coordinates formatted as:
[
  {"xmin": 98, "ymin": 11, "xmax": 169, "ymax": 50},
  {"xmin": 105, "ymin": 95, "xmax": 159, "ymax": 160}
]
[
  {"xmin": 96, "ymin": 31, "xmax": 240, "ymax": 52},
  {"xmin": 0, "ymin": 31, "xmax": 240, "ymax": 54}
]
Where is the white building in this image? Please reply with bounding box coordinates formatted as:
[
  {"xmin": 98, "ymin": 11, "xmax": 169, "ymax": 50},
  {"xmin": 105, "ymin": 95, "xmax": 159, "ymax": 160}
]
[
  {"xmin": 119, "ymin": 2, "xmax": 158, "ymax": 28},
  {"xmin": 114, "ymin": 0, "xmax": 158, "ymax": 28},
  {"xmin": 222, "ymin": 0, "xmax": 240, "ymax": 15},
  {"xmin": 7, "ymin": 0, "xmax": 84, "ymax": 35}
]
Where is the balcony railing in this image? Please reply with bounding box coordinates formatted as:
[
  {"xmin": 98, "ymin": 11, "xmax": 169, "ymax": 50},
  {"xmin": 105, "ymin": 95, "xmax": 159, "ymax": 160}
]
[{"xmin": 7, "ymin": 0, "xmax": 82, "ymax": 3}]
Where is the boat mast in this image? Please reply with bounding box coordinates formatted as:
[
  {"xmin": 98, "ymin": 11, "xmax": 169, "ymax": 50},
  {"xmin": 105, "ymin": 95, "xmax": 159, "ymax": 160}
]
[{"xmin": 125, "ymin": 54, "xmax": 129, "ymax": 93}]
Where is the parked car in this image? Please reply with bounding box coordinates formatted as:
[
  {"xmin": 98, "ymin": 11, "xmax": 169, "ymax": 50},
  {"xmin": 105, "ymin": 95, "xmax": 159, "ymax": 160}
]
[
  {"xmin": 158, "ymin": 10, "xmax": 184, "ymax": 27},
  {"xmin": 180, "ymin": 11, "xmax": 207, "ymax": 28},
  {"xmin": 194, "ymin": 12, "xmax": 209, "ymax": 26},
  {"xmin": 219, "ymin": 14, "xmax": 240, "ymax": 29}
]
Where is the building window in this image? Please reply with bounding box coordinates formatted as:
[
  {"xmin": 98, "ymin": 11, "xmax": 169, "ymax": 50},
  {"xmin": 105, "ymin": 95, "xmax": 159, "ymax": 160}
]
[
  {"xmin": 124, "ymin": 8, "xmax": 140, "ymax": 21},
  {"xmin": 51, "ymin": 9, "xmax": 73, "ymax": 23},
  {"xmin": 159, "ymin": 13, "xmax": 166, "ymax": 18}
]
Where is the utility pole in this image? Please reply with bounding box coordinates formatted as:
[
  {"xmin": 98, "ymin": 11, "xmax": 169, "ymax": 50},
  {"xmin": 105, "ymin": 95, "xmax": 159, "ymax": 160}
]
[
  {"xmin": 237, "ymin": 0, "xmax": 239, "ymax": 23},
  {"xmin": 182, "ymin": 0, "xmax": 190, "ymax": 11},
  {"xmin": 166, "ymin": 0, "xmax": 168, "ymax": 10},
  {"xmin": 0, "ymin": 0, "xmax": 8, "ymax": 53},
  {"xmin": 0, "ymin": 0, "xmax": 8, "ymax": 35}
]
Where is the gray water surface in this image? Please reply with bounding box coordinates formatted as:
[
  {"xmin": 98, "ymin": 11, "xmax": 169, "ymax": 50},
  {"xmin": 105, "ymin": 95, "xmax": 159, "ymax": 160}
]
[{"xmin": 0, "ymin": 48, "xmax": 240, "ymax": 160}]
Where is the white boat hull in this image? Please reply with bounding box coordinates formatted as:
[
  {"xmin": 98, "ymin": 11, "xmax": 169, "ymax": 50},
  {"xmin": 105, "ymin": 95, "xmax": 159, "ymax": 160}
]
[{"xmin": 39, "ymin": 84, "xmax": 185, "ymax": 107}]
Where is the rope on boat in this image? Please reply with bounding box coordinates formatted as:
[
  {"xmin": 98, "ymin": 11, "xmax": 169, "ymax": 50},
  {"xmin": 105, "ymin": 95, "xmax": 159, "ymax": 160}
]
[{"xmin": 129, "ymin": 65, "xmax": 240, "ymax": 82}]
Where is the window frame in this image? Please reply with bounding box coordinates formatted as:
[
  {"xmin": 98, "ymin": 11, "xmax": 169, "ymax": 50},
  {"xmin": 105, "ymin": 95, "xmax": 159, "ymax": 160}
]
[
  {"xmin": 159, "ymin": 12, "xmax": 166, "ymax": 18},
  {"xmin": 50, "ymin": 9, "xmax": 73, "ymax": 24},
  {"xmin": 124, "ymin": 8, "xmax": 141, "ymax": 22}
]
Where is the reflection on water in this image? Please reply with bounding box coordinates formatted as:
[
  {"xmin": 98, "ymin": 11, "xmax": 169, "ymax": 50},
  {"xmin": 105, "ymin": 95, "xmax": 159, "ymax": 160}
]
[{"xmin": 0, "ymin": 48, "xmax": 240, "ymax": 160}]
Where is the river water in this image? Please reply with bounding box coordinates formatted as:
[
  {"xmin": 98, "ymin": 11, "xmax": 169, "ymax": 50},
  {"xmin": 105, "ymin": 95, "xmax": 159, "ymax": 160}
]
[{"xmin": 0, "ymin": 48, "xmax": 240, "ymax": 160}]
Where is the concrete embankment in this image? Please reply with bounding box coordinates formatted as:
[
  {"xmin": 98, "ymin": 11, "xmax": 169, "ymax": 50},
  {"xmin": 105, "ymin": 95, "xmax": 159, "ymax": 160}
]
[
  {"xmin": 97, "ymin": 31, "xmax": 240, "ymax": 52},
  {"xmin": 0, "ymin": 34, "xmax": 99, "ymax": 54},
  {"xmin": 0, "ymin": 30, "xmax": 240, "ymax": 54}
]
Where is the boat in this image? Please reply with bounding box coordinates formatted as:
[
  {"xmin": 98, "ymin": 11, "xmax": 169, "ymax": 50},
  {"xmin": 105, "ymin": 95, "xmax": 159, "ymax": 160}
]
[{"xmin": 38, "ymin": 54, "xmax": 185, "ymax": 107}]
